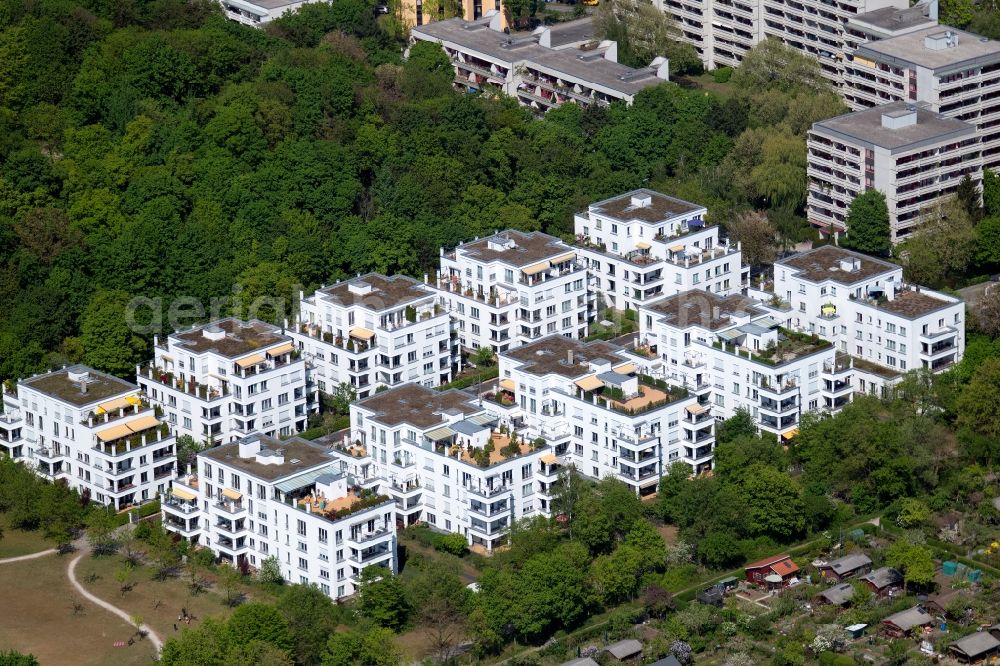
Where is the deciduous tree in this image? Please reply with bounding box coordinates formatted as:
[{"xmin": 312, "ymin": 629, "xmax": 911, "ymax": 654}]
[{"xmin": 842, "ymin": 190, "xmax": 890, "ymax": 255}]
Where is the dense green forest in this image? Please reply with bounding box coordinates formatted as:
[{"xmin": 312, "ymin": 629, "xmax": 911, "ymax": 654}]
[{"xmin": 0, "ymin": 0, "xmax": 847, "ymax": 382}]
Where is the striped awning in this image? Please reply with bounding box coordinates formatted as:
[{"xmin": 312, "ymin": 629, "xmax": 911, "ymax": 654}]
[
  {"xmin": 235, "ymin": 353, "xmax": 265, "ymax": 368},
  {"xmin": 425, "ymin": 426, "xmax": 456, "ymax": 441},
  {"xmin": 267, "ymin": 342, "xmax": 294, "ymax": 357},
  {"xmin": 350, "ymin": 327, "xmax": 375, "ymax": 340},
  {"xmin": 613, "ymin": 362, "xmax": 636, "ymax": 375},
  {"xmin": 574, "ymin": 375, "xmax": 605, "ymax": 392},
  {"xmin": 126, "ymin": 414, "xmax": 160, "ymax": 433},
  {"xmin": 669, "ymin": 244, "xmax": 685, "ymax": 252},
  {"xmin": 540, "ymin": 453, "xmax": 558, "ymax": 464},
  {"xmin": 499, "ymin": 378, "xmax": 516, "ymax": 391},
  {"xmin": 171, "ymin": 487, "xmax": 196, "ymax": 501},
  {"xmin": 548, "ymin": 251, "xmax": 576, "ymax": 265},
  {"xmin": 96, "ymin": 423, "xmax": 133, "ymax": 442},
  {"xmin": 635, "ymin": 241, "xmax": 651, "ymax": 250},
  {"xmin": 222, "ymin": 488, "xmax": 242, "ymax": 500},
  {"xmin": 96, "ymin": 396, "xmax": 133, "ymax": 415},
  {"xmin": 522, "ymin": 260, "xmax": 550, "ymax": 276}
]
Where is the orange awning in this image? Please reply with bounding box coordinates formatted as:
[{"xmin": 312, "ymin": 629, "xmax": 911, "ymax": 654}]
[
  {"xmin": 548, "ymin": 251, "xmax": 576, "ymax": 265},
  {"xmin": 350, "ymin": 327, "xmax": 375, "ymax": 340},
  {"xmin": 499, "ymin": 379, "xmax": 516, "ymax": 391},
  {"xmin": 171, "ymin": 487, "xmax": 196, "ymax": 501},
  {"xmin": 96, "ymin": 396, "xmax": 133, "ymax": 415},
  {"xmin": 781, "ymin": 428, "xmax": 799, "ymax": 441},
  {"xmin": 126, "ymin": 414, "xmax": 161, "ymax": 433},
  {"xmin": 669, "ymin": 244, "xmax": 685, "ymax": 252},
  {"xmin": 522, "ymin": 261, "xmax": 550, "ymax": 276},
  {"xmin": 575, "ymin": 375, "xmax": 604, "ymax": 391},
  {"xmin": 635, "ymin": 241, "xmax": 651, "ymax": 250},
  {"xmin": 613, "ymin": 362, "xmax": 636, "ymax": 375},
  {"xmin": 686, "ymin": 403, "xmax": 707, "ymax": 415},
  {"xmin": 222, "ymin": 488, "xmax": 242, "ymax": 501},
  {"xmin": 96, "ymin": 423, "xmax": 133, "ymax": 442},
  {"xmin": 540, "ymin": 453, "xmax": 558, "ymax": 464},
  {"xmin": 235, "ymin": 353, "xmax": 265, "ymax": 368},
  {"xmin": 267, "ymin": 342, "xmax": 294, "ymax": 357}
]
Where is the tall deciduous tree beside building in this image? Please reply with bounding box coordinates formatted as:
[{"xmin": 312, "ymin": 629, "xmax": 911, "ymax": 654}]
[{"xmin": 842, "ymin": 190, "xmax": 891, "ymax": 256}]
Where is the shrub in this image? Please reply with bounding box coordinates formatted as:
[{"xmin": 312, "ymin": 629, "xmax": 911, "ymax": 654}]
[
  {"xmin": 713, "ymin": 66, "xmax": 732, "ymax": 83},
  {"xmin": 434, "ymin": 533, "xmax": 469, "ymax": 556}
]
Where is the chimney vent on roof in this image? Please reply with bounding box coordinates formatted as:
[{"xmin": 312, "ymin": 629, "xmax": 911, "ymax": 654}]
[
  {"xmin": 839, "ymin": 257, "xmax": 861, "ymax": 272},
  {"xmin": 348, "ymin": 280, "xmax": 373, "ymax": 296},
  {"xmin": 712, "ymin": 306, "xmax": 720, "ymax": 320},
  {"xmin": 925, "ymin": 30, "xmax": 958, "ymax": 50},
  {"xmin": 567, "ymin": 349, "xmax": 574, "ymax": 365},
  {"xmin": 882, "ymin": 107, "xmax": 917, "ymax": 129},
  {"xmin": 203, "ymin": 325, "xmax": 226, "ymax": 341}
]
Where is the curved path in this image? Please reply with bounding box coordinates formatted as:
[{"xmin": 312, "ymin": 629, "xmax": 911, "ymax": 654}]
[
  {"xmin": 0, "ymin": 548, "xmax": 56, "ymax": 564},
  {"xmin": 67, "ymin": 551, "xmax": 164, "ymax": 653}
]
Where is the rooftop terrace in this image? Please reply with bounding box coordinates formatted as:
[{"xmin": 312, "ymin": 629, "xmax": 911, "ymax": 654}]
[
  {"xmin": 777, "ymin": 245, "xmax": 898, "ymax": 285},
  {"xmin": 201, "ymin": 436, "xmax": 335, "ymax": 481},
  {"xmin": 644, "ymin": 290, "xmax": 764, "ymax": 331},
  {"xmin": 874, "ymin": 288, "xmax": 958, "ymax": 318},
  {"xmin": 589, "ymin": 188, "xmax": 705, "ymax": 224},
  {"xmin": 171, "ymin": 318, "xmax": 289, "ymax": 358},
  {"xmin": 313, "ymin": 274, "xmax": 434, "ymax": 311},
  {"xmin": 503, "ymin": 335, "xmax": 625, "ymax": 379},
  {"xmin": 356, "ymin": 384, "xmax": 480, "ymax": 429},
  {"xmin": 451, "ymin": 230, "xmax": 575, "ymax": 268},
  {"xmin": 21, "ymin": 366, "xmax": 136, "ymax": 407}
]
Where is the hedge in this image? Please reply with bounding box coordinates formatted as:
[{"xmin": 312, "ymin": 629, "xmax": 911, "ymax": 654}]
[{"xmin": 436, "ymin": 366, "xmax": 500, "ymax": 391}]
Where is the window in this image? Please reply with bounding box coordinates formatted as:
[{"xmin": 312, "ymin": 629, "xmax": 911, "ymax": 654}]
[
  {"xmin": 319, "ymin": 528, "xmax": 328, "ymax": 543},
  {"xmin": 298, "ymin": 557, "xmax": 308, "ymax": 571},
  {"xmin": 297, "ymin": 519, "xmax": 306, "ymax": 536}
]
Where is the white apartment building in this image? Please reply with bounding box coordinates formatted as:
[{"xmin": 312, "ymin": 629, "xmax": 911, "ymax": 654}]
[
  {"xmin": 807, "ymin": 101, "xmax": 981, "ymax": 240},
  {"xmin": 410, "ymin": 15, "xmax": 669, "ymax": 111},
  {"xmin": 573, "ymin": 189, "xmax": 748, "ymax": 310},
  {"xmin": 435, "ymin": 230, "xmax": 591, "ymax": 354},
  {"xmin": 0, "ymin": 365, "xmax": 175, "ymax": 510},
  {"xmin": 351, "ymin": 384, "xmax": 549, "ymax": 551},
  {"xmin": 290, "ymin": 273, "xmax": 454, "ymax": 398},
  {"xmin": 219, "ymin": 0, "xmax": 314, "ymax": 26},
  {"xmin": 842, "ymin": 5, "xmax": 936, "ymax": 61},
  {"xmin": 638, "ymin": 291, "xmax": 843, "ymax": 440},
  {"xmin": 137, "ymin": 318, "xmax": 310, "ymax": 446},
  {"xmin": 656, "ymin": 0, "xmax": 761, "ymax": 70},
  {"xmin": 843, "ymin": 27, "xmax": 1000, "ymax": 169},
  {"xmin": 490, "ymin": 335, "xmax": 717, "ymax": 484},
  {"xmin": 163, "ymin": 434, "xmax": 396, "ymax": 599},
  {"xmin": 769, "ymin": 245, "xmax": 964, "ymax": 393}
]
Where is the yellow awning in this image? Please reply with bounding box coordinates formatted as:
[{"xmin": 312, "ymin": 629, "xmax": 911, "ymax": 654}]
[
  {"xmin": 540, "ymin": 453, "xmax": 558, "ymax": 464},
  {"xmin": 548, "ymin": 251, "xmax": 576, "ymax": 265},
  {"xmin": 171, "ymin": 487, "xmax": 196, "ymax": 501},
  {"xmin": 499, "ymin": 378, "xmax": 516, "ymax": 391},
  {"xmin": 96, "ymin": 423, "xmax": 133, "ymax": 442},
  {"xmin": 686, "ymin": 403, "xmax": 707, "ymax": 415},
  {"xmin": 522, "ymin": 260, "xmax": 550, "ymax": 276},
  {"xmin": 613, "ymin": 362, "xmax": 636, "ymax": 375},
  {"xmin": 781, "ymin": 428, "xmax": 800, "ymax": 441},
  {"xmin": 222, "ymin": 488, "xmax": 242, "ymax": 500},
  {"xmin": 350, "ymin": 327, "xmax": 375, "ymax": 340},
  {"xmin": 235, "ymin": 353, "xmax": 265, "ymax": 368},
  {"xmin": 575, "ymin": 375, "xmax": 605, "ymax": 391},
  {"xmin": 635, "ymin": 241, "xmax": 651, "ymax": 250},
  {"xmin": 267, "ymin": 342, "xmax": 294, "ymax": 357},
  {"xmin": 670, "ymin": 244, "xmax": 685, "ymax": 252},
  {"xmin": 126, "ymin": 414, "xmax": 161, "ymax": 433},
  {"xmin": 96, "ymin": 396, "xmax": 133, "ymax": 415},
  {"xmin": 126, "ymin": 395, "xmax": 141, "ymax": 405}
]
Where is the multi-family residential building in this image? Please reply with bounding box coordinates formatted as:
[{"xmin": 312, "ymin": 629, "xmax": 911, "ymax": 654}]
[
  {"xmin": 351, "ymin": 384, "xmax": 549, "ymax": 551},
  {"xmin": 137, "ymin": 318, "xmax": 310, "ymax": 446},
  {"xmin": 573, "ymin": 189, "xmax": 748, "ymax": 310},
  {"xmin": 769, "ymin": 245, "xmax": 964, "ymax": 393},
  {"xmin": 435, "ymin": 230, "xmax": 591, "ymax": 353},
  {"xmin": 843, "ymin": 26, "xmax": 1000, "ymax": 169},
  {"xmin": 401, "ymin": 0, "xmax": 505, "ymax": 28},
  {"xmin": 842, "ymin": 5, "xmax": 936, "ymax": 61},
  {"xmin": 655, "ymin": 0, "xmax": 762, "ymax": 70},
  {"xmin": 290, "ymin": 274, "xmax": 454, "ymax": 398},
  {"xmin": 489, "ymin": 335, "xmax": 717, "ymax": 483},
  {"xmin": 163, "ymin": 434, "xmax": 396, "ymax": 599},
  {"xmin": 410, "ymin": 15, "xmax": 670, "ymax": 112},
  {"xmin": 0, "ymin": 365, "xmax": 175, "ymax": 510},
  {"xmin": 638, "ymin": 290, "xmax": 842, "ymax": 440},
  {"xmin": 807, "ymin": 101, "xmax": 981, "ymax": 240},
  {"xmin": 218, "ymin": 0, "xmax": 314, "ymax": 26}
]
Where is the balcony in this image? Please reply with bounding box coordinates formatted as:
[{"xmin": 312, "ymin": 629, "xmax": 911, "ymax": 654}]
[
  {"xmin": 470, "ymin": 500, "xmax": 509, "ymax": 517},
  {"xmin": 139, "ymin": 366, "xmax": 230, "ymax": 402},
  {"xmin": 350, "ymin": 543, "xmax": 393, "ymax": 564},
  {"xmin": 354, "ymin": 526, "xmax": 392, "ymax": 544},
  {"xmin": 760, "ymin": 396, "xmax": 797, "ymax": 414},
  {"xmin": 163, "ymin": 497, "xmax": 199, "ymax": 515},
  {"xmin": 214, "ymin": 519, "xmax": 247, "ymax": 534},
  {"xmin": 465, "ymin": 484, "xmax": 511, "ymax": 499},
  {"xmin": 214, "ymin": 535, "xmax": 248, "ymax": 553},
  {"xmin": 163, "ymin": 516, "xmax": 200, "ymax": 536},
  {"xmin": 215, "ymin": 496, "xmax": 247, "ymax": 515}
]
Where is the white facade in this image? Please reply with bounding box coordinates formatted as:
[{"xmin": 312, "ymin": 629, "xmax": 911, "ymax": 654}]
[
  {"xmin": 220, "ymin": 0, "xmax": 312, "ymax": 26},
  {"xmin": 291, "ymin": 273, "xmax": 454, "ymax": 399},
  {"xmin": 490, "ymin": 335, "xmax": 717, "ymax": 483},
  {"xmin": 573, "ymin": 189, "xmax": 748, "ymax": 311},
  {"xmin": 843, "ymin": 27, "xmax": 1000, "ymax": 170},
  {"xmin": 351, "ymin": 384, "xmax": 549, "ymax": 551},
  {"xmin": 138, "ymin": 318, "xmax": 310, "ymax": 446},
  {"xmin": 807, "ymin": 101, "xmax": 982, "ymax": 240},
  {"xmin": 769, "ymin": 245, "xmax": 964, "ymax": 391},
  {"xmin": 163, "ymin": 434, "xmax": 396, "ymax": 600},
  {"xmin": 638, "ymin": 291, "xmax": 843, "ymax": 440},
  {"xmin": 1, "ymin": 365, "xmax": 176, "ymax": 511},
  {"xmin": 435, "ymin": 230, "xmax": 591, "ymax": 354},
  {"xmin": 410, "ymin": 15, "xmax": 669, "ymax": 112}
]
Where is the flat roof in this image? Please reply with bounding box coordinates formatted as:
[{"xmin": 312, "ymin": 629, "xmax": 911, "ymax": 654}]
[
  {"xmin": 201, "ymin": 435, "xmax": 335, "ymax": 482},
  {"xmin": 315, "ymin": 273, "xmax": 433, "ymax": 311},
  {"xmin": 777, "ymin": 246, "xmax": 898, "ymax": 285},
  {"xmin": 456, "ymin": 231, "xmax": 574, "ymax": 268},
  {"xmin": 541, "ymin": 17, "xmax": 596, "ymax": 48},
  {"xmin": 503, "ymin": 335, "xmax": 625, "ymax": 379},
  {"xmin": 589, "ymin": 188, "xmax": 704, "ymax": 223},
  {"xmin": 850, "ymin": 6, "xmax": 934, "ymax": 33},
  {"xmin": 858, "ymin": 26, "xmax": 1000, "ymax": 73},
  {"xmin": 171, "ymin": 318, "xmax": 289, "ymax": 358},
  {"xmin": 644, "ymin": 291, "xmax": 764, "ymax": 331},
  {"xmin": 526, "ymin": 46, "xmax": 665, "ymax": 96},
  {"xmin": 812, "ymin": 101, "xmax": 975, "ymax": 153},
  {"xmin": 878, "ymin": 288, "xmax": 956, "ymax": 318},
  {"xmin": 356, "ymin": 384, "xmax": 481, "ymax": 429},
  {"xmin": 21, "ymin": 365, "xmax": 136, "ymax": 407}
]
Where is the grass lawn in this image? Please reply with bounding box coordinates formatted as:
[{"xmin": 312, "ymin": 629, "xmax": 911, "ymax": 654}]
[
  {"xmin": 678, "ymin": 71, "xmax": 736, "ymax": 101},
  {"xmin": 0, "ymin": 555, "xmax": 155, "ymax": 665},
  {"xmin": 77, "ymin": 553, "xmax": 275, "ymax": 644},
  {"xmin": 0, "ymin": 514, "xmax": 55, "ymax": 558}
]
